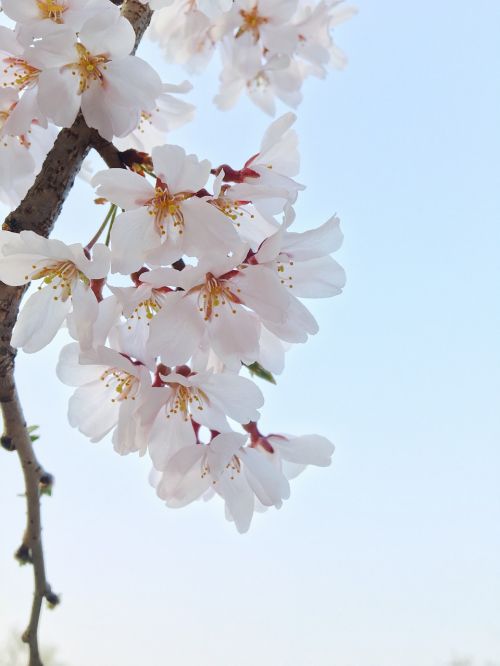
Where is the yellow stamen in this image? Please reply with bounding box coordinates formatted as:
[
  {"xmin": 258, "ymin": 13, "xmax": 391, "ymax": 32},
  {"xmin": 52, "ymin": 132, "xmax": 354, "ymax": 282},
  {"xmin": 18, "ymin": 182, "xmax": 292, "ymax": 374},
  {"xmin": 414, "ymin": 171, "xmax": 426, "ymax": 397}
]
[{"xmin": 36, "ymin": 0, "xmax": 68, "ymax": 22}]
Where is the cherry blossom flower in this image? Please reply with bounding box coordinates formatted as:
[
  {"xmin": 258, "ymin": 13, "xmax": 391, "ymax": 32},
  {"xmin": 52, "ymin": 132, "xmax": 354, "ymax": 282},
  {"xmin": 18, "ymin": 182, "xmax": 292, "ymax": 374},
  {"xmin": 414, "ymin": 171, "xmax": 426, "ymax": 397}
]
[
  {"xmin": 57, "ymin": 343, "xmax": 152, "ymax": 454},
  {"xmin": 137, "ymin": 367, "xmax": 264, "ymax": 470},
  {"xmin": 31, "ymin": 10, "xmax": 162, "ymax": 139},
  {"xmin": 1, "ymin": 0, "xmax": 112, "ymax": 36},
  {"xmin": 224, "ymin": 112, "xmax": 304, "ymax": 217},
  {"xmin": 92, "ymin": 144, "xmax": 239, "ymax": 273},
  {"xmin": 252, "ymin": 210, "xmax": 346, "ymax": 299},
  {"xmin": 214, "ymin": 35, "xmax": 302, "ymax": 115},
  {"xmin": 108, "ymin": 282, "xmax": 170, "ymax": 369},
  {"xmin": 114, "ymin": 81, "xmax": 195, "ymax": 153},
  {"xmin": 153, "ymin": 430, "xmax": 290, "ymax": 532},
  {"xmin": 0, "ymin": 231, "xmax": 110, "ymax": 352},
  {"xmin": 142, "ymin": 249, "xmax": 290, "ymax": 368},
  {"xmin": 150, "ymin": 1, "xmax": 219, "ymax": 71},
  {"xmin": 227, "ymin": 0, "xmax": 299, "ymax": 52}
]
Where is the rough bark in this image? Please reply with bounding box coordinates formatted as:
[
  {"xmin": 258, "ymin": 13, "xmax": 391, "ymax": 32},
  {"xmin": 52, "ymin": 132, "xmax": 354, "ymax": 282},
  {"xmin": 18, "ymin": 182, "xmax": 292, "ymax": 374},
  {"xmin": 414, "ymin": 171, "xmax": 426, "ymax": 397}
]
[{"xmin": 0, "ymin": 3, "xmax": 154, "ymax": 664}]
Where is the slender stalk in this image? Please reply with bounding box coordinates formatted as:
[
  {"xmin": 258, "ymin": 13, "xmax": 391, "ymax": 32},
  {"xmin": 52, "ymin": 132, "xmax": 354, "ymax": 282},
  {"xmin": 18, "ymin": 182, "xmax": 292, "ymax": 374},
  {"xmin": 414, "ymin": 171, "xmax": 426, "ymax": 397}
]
[{"xmin": 86, "ymin": 204, "xmax": 117, "ymax": 250}]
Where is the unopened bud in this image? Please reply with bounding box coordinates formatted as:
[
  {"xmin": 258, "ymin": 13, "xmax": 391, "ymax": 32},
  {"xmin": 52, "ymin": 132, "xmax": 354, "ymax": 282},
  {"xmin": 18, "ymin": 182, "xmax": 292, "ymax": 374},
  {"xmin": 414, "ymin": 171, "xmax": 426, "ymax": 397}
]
[
  {"xmin": 15, "ymin": 544, "xmax": 31, "ymax": 565},
  {"xmin": 1, "ymin": 435, "xmax": 15, "ymax": 451},
  {"xmin": 45, "ymin": 591, "xmax": 61, "ymax": 609}
]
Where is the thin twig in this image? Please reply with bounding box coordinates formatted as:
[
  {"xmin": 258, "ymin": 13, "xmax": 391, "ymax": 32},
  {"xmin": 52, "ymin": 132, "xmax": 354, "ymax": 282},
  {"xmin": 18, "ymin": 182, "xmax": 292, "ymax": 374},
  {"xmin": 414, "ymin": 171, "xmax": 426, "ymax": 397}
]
[
  {"xmin": 0, "ymin": 3, "xmax": 154, "ymax": 664},
  {"xmin": 0, "ymin": 372, "xmax": 50, "ymax": 666}
]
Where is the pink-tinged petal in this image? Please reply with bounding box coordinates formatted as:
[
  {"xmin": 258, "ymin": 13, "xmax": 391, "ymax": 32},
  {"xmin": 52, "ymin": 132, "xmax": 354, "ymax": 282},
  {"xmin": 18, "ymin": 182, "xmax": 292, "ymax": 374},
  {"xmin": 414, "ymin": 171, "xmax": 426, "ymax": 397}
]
[
  {"xmin": 102, "ymin": 57, "xmax": 161, "ymax": 111},
  {"xmin": 148, "ymin": 411, "xmax": 196, "ymax": 471},
  {"xmin": 271, "ymin": 434, "xmax": 335, "ymax": 467},
  {"xmin": 181, "ymin": 197, "xmax": 240, "ymax": 257},
  {"xmin": 81, "ymin": 78, "xmax": 139, "ymax": 140},
  {"xmin": 242, "ymin": 447, "xmax": 290, "ymax": 506},
  {"xmin": 209, "ymin": 306, "xmax": 260, "ymax": 369},
  {"xmin": 257, "ymin": 326, "xmax": 285, "ymax": 375},
  {"xmin": 282, "ymin": 216, "xmax": 344, "ymax": 259},
  {"xmin": 92, "ymin": 169, "xmax": 154, "ymax": 210},
  {"xmin": 56, "ymin": 343, "xmax": 105, "ymax": 387},
  {"xmin": 152, "ymin": 144, "xmax": 210, "ymax": 192},
  {"xmin": 288, "ymin": 256, "xmax": 346, "ymax": 298},
  {"xmin": 1, "ymin": 0, "xmax": 39, "ymax": 23},
  {"xmin": 113, "ymin": 399, "xmax": 148, "ymax": 456},
  {"xmin": 202, "ymin": 373, "xmax": 264, "ymax": 425},
  {"xmin": 207, "ymin": 432, "xmax": 247, "ymax": 476},
  {"xmin": 79, "ymin": 10, "xmax": 135, "ymax": 59},
  {"xmin": 37, "ymin": 67, "xmax": 81, "ymax": 128},
  {"xmin": 263, "ymin": 294, "xmax": 318, "ymax": 343},
  {"xmin": 260, "ymin": 112, "xmax": 296, "ymax": 155},
  {"xmin": 84, "ymin": 242, "xmax": 111, "ymax": 278},
  {"xmin": 0, "ymin": 26, "xmax": 26, "ymax": 57},
  {"xmin": 147, "ymin": 293, "xmax": 204, "ymax": 366},
  {"xmin": 233, "ymin": 265, "xmax": 290, "ymax": 323},
  {"xmin": 68, "ymin": 280, "xmax": 98, "ymax": 351},
  {"xmin": 68, "ymin": 380, "xmax": 118, "ymax": 442},
  {"xmin": 217, "ymin": 472, "xmax": 254, "ymax": 534},
  {"xmin": 109, "ymin": 209, "xmax": 157, "ymax": 274},
  {"xmin": 157, "ymin": 445, "xmax": 209, "ymax": 506},
  {"xmin": 11, "ymin": 286, "xmax": 71, "ymax": 352}
]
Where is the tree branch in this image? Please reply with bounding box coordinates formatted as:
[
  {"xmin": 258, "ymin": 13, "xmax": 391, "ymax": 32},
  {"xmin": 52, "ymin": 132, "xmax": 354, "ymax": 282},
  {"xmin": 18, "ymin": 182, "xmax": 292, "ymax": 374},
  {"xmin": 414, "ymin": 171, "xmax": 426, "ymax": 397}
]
[{"xmin": 0, "ymin": 3, "xmax": 154, "ymax": 664}]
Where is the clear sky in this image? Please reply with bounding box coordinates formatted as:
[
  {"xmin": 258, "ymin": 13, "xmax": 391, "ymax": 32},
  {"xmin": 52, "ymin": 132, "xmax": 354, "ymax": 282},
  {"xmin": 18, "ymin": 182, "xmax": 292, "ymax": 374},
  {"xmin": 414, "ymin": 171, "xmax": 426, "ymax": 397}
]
[{"xmin": 1, "ymin": 1, "xmax": 500, "ymax": 665}]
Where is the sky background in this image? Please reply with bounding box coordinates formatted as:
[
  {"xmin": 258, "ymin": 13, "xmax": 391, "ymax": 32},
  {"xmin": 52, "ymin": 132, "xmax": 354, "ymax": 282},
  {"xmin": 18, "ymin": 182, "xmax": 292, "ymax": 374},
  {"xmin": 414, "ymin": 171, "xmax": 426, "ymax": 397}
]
[{"xmin": 1, "ymin": 1, "xmax": 500, "ymax": 665}]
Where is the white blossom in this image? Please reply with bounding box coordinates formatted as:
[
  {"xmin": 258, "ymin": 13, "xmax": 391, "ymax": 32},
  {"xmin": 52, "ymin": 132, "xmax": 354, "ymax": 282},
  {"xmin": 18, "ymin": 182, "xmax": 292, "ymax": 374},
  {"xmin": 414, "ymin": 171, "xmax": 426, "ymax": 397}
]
[
  {"xmin": 0, "ymin": 231, "xmax": 110, "ymax": 352},
  {"xmin": 31, "ymin": 10, "xmax": 162, "ymax": 139},
  {"xmin": 92, "ymin": 144, "xmax": 240, "ymax": 273}
]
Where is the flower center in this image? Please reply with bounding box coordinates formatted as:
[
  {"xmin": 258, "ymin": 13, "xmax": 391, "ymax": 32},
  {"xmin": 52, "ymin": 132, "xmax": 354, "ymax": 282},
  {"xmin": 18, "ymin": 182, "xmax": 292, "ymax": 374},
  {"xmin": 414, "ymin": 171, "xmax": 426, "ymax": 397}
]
[
  {"xmin": 147, "ymin": 184, "xmax": 192, "ymax": 237},
  {"xmin": 66, "ymin": 43, "xmax": 109, "ymax": 95},
  {"xmin": 26, "ymin": 260, "xmax": 88, "ymax": 302},
  {"xmin": 166, "ymin": 384, "xmax": 208, "ymax": 421},
  {"xmin": 210, "ymin": 194, "xmax": 255, "ymax": 227},
  {"xmin": 190, "ymin": 273, "xmax": 241, "ymax": 321},
  {"xmin": 36, "ymin": 0, "xmax": 68, "ymax": 22},
  {"xmin": 127, "ymin": 293, "xmax": 165, "ymax": 329},
  {"xmin": 100, "ymin": 369, "xmax": 138, "ymax": 403},
  {"xmin": 2, "ymin": 58, "xmax": 41, "ymax": 91},
  {"xmin": 237, "ymin": 5, "xmax": 269, "ymax": 41}
]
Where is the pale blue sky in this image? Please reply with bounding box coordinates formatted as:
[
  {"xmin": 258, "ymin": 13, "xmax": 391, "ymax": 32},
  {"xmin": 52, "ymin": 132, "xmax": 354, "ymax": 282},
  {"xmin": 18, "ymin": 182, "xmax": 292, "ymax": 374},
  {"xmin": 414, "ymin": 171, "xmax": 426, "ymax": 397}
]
[{"xmin": 1, "ymin": 1, "xmax": 500, "ymax": 665}]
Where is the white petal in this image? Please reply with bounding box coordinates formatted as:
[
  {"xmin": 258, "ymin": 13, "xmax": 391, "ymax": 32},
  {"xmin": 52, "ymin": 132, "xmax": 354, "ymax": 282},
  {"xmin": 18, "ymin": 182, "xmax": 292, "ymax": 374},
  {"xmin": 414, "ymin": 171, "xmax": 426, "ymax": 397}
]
[{"xmin": 11, "ymin": 286, "xmax": 70, "ymax": 352}]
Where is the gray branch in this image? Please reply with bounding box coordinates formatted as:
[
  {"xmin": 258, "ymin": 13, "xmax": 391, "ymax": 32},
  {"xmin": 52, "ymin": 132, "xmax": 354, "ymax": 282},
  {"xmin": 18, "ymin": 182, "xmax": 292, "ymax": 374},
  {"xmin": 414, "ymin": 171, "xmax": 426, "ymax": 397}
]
[{"xmin": 0, "ymin": 3, "xmax": 154, "ymax": 664}]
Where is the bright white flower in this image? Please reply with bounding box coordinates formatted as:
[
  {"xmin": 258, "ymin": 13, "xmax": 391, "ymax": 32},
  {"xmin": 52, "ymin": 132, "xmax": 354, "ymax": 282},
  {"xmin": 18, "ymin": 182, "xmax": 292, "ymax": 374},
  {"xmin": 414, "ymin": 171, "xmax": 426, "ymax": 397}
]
[
  {"xmin": 114, "ymin": 81, "xmax": 195, "ymax": 153},
  {"xmin": 1, "ymin": 0, "xmax": 112, "ymax": 35},
  {"xmin": 153, "ymin": 430, "xmax": 290, "ymax": 532},
  {"xmin": 92, "ymin": 144, "xmax": 239, "ymax": 273},
  {"xmin": 253, "ymin": 210, "xmax": 346, "ymax": 299},
  {"xmin": 0, "ymin": 27, "xmax": 45, "ymax": 133},
  {"xmin": 137, "ymin": 367, "xmax": 264, "ymax": 470},
  {"xmin": 142, "ymin": 249, "xmax": 290, "ymax": 369},
  {"xmin": 150, "ymin": 2, "xmax": 218, "ymax": 71},
  {"xmin": 214, "ymin": 35, "xmax": 302, "ymax": 115},
  {"xmin": 266, "ymin": 433, "xmax": 335, "ymax": 479},
  {"xmin": 225, "ymin": 112, "xmax": 304, "ymax": 217},
  {"xmin": 31, "ymin": 11, "xmax": 162, "ymax": 139},
  {"xmin": 57, "ymin": 343, "xmax": 151, "ymax": 454},
  {"xmin": 0, "ymin": 85, "xmax": 57, "ymax": 206},
  {"xmin": 293, "ymin": 1, "xmax": 357, "ymax": 76},
  {"xmin": 0, "ymin": 231, "xmax": 110, "ymax": 352},
  {"xmin": 108, "ymin": 282, "xmax": 171, "ymax": 368},
  {"xmin": 227, "ymin": 0, "xmax": 299, "ymax": 52}
]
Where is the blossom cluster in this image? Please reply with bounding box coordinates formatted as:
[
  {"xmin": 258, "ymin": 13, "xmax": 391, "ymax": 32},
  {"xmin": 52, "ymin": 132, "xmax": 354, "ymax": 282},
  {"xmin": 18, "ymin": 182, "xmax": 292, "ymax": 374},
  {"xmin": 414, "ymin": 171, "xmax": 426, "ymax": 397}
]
[
  {"xmin": 0, "ymin": 112, "xmax": 345, "ymax": 532},
  {"xmin": 149, "ymin": 0, "xmax": 356, "ymax": 114},
  {"xmin": 0, "ymin": 0, "xmax": 195, "ymax": 206}
]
